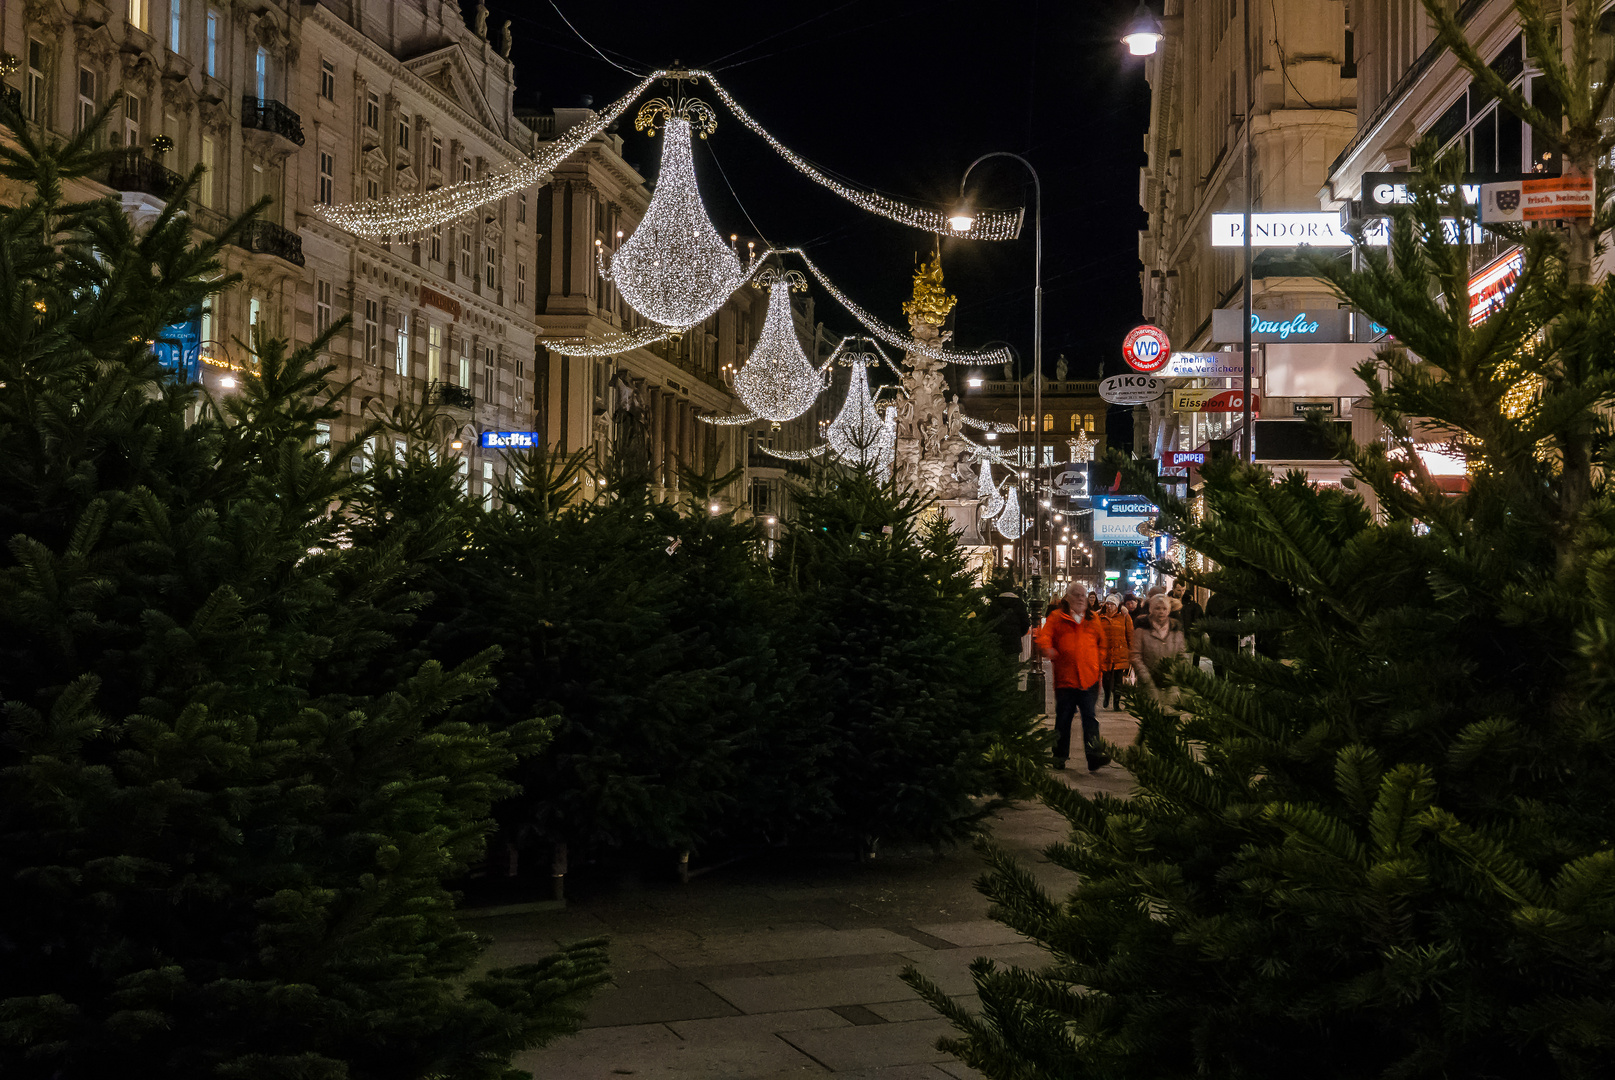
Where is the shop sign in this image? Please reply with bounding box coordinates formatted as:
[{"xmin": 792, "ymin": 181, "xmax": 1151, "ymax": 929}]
[
  {"xmin": 1163, "ymin": 351, "xmax": 1246, "ymax": 378},
  {"xmin": 481, "ymin": 431, "xmax": 540, "ymax": 449},
  {"xmin": 1050, "ymin": 467, "xmax": 1089, "ymax": 498},
  {"xmin": 1290, "ymin": 398, "xmax": 1337, "ymax": 416},
  {"xmin": 1093, "ymin": 494, "xmax": 1159, "ymax": 546},
  {"xmin": 1480, "ymin": 176, "xmax": 1593, "ymax": 223},
  {"xmin": 1172, "ymin": 388, "xmax": 1260, "ymax": 414},
  {"xmin": 420, "ymin": 285, "xmax": 463, "ymax": 319},
  {"xmin": 1469, "ymin": 249, "xmax": 1523, "ymax": 326},
  {"xmin": 154, "ymin": 306, "xmax": 203, "ymax": 382},
  {"xmin": 1362, "ymin": 172, "xmax": 1494, "ymax": 212},
  {"xmin": 1211, "ymin": 307, "xmax": 1352, "ymax": 344},
  {"xmin": 1099, "ymin": 373, "xmax": 1165, "ymax": 404},
  {"xmin": 1122, "ymin": 324, "xmax": 1172, "ymax": 372},
  {"xmin": 1158, "ymin": 464, "xmax": 1190, "ymax": 477},
  {"xmin": 1165, "ymin": 450, "xmax": 1207, "ymax": 467}
]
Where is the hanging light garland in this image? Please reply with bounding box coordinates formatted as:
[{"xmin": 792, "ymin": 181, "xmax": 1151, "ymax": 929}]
[
  {"xmin": 760, "ymin": 445, "xmax": 827, "ymax": 461},
  {"xmin": 700, "ymin": 411, "xmax": 760, "ymax": 426},
  {"xmin": 692, "ymin": 71, "xmax": 1023, "ymax": 242},
  {"xmin": 315, "ymin": 70, "xmax": 666, "ymax": 238},
  {"xmin": 545, "ymin": 325, "xmax": 676, "ymax": 357},
  {"xmin": 994, "ymin": 484, "xmax": 1028, "ymax": 540},
  {"xmin": 315, "ymin": 68, "xmax": 1026, "ymax": 244},
  {"xmin": 732, "ymin": 271, "xmax": 824, "ymax": 423},
  {"xmin": 775, "ymin": 248, "xmax": 1012, "ymax": 366},
  {"xmin": 599, "ymin": 113, "xmax": 761, "ymax": 330},
  {"xmin": 961, "ymin": 415, "xmax": 1018, "ymax": 434}
]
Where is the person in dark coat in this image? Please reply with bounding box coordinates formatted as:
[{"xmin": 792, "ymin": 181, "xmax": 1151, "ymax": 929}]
[
  {"xmin": 983, "ymin": 576, "xmax": 1031, "ymax": 657},
  {"xmin": 1171, "ymin": 582, "xmax": 1203, "ymax": 635}
]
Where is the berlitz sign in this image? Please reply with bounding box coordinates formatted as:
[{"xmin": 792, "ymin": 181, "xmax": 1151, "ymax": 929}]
[
  {"xmin": 481, "ymin": 431, "xmax": 540, "ymax": 449},
  {"xmin": 1099, "ymin": 373, "xmax": 1164, "ymax": 404},
  {"xmin": 1211, "ymin": 307, "xmax": 1352, "ymax": 344}
]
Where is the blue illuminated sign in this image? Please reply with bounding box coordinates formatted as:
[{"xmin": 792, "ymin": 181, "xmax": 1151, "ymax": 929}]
[
  {"xmin": 481, "ymin": 431, "xmax": 540, "ymax": 449},
  {"xmin": 1093, "ymin": 495, "xmax": 1159, "ymax": 546},
  {"xmin": 153, "ymin": 306, "xmax": 202, "ymax": 382}
]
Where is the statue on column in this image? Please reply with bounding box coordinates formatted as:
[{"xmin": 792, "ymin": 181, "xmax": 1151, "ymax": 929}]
[
  {"xmin": 473, "ymin": 3, "xmax": 489, "ymax": 39},
  {"xmin": 499, "ymin": 20, "xmax": 513, "ymax": 59},
  {"xmin": 890, "ymin": 252, "xmax": 976, "ymax": 501}
]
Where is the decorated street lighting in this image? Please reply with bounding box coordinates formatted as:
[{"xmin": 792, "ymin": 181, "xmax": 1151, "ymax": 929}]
[
  {"xmin": 1122, "ymin": 2, "xmax": 1164, "ymax": 55},
  {"xmin": 731, "ymin": 270, "xmax": 822, "ymax": 424}
]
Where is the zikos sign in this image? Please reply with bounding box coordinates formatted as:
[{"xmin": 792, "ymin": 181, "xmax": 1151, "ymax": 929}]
[{"xmin": 1122, "ymin": 324, "xmax": 1172, "ymax": 373}]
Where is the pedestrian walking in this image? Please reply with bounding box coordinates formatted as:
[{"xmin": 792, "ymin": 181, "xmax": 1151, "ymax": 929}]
[
  {"xmin": 1132, "ymin": 593, "xmax": 1188, "ymax": 708},
  {"xmin": 983, "ymin": 574, "xmax": 1031, "ymax": 658},
  {"xmin": 1098, "ymin": 594, "xmax": 1133, "ymax": 710},
  {"xmin": 1171, "ymin": 582, "xmax": 1203, "ymax": 636},
  {"xmin": 1033, "ymin": 583, "xmax": 1112, "ymax": 772},
  {"xmin": 1133, "ymin": 585, "xmax": 1167, "ymax": 628}
]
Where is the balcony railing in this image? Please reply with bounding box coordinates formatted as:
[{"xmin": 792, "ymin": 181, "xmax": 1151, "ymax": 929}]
[
  {"xmin": 234, "ymin": 220, "xmax": 304, "ymax": 266},
  {"xmin": 241, "ymin": 96, "xmax": 305, "ymax": 146},
  {"xmin": 429, "ymin": 380, "xmax": 476, "ymax": 409},
  {"xmin": 105, "ymin": 149, "xmax": 184, "ymax": 201}
]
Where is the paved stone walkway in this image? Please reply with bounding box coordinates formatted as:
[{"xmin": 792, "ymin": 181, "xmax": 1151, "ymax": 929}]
[{"xmin": 480, "ymin": 665, "xmax": 1137, "ymax": 1079}]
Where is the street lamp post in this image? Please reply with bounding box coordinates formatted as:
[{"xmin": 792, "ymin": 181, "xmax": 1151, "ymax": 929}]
[{"xmin": 953, "ymin": 154, "xmax": 1043, "ymax": 600}]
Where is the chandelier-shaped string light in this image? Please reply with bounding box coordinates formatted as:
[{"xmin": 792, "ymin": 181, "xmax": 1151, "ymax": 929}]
[
  {"xmin": 826, "ymin": 356, "xmax": 890, "ymax": 472},
  {"xmin": 599, "ymin": 114, "xmax": 761, "ymax": 330},
  {"xmin": 314, "ymin": 70, "xmax": 666, "ymax": 238},
  {"xmin": 732, "ymin": 271, "xmax": 823, "ymax": 423},
  {"xmin": 692, "ymin": 71, "xmax": 1023, "ymax": 242},
  {"xmin": 546, "ymin": 325, "xmax": 676, "ymax": 357},
  {"xmin": 774, "ymin": 248, "xmax": 1012, "ymax": 366},
  {"xmin": 978, "ymin": 460, "xmax": 1005, "ymax": 519},
  {"xmin": 994, "ymin": 484, "xmax": 1028, "ymax": 540}
]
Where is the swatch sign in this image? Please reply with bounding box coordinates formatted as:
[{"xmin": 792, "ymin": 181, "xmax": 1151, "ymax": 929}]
[{"xmin": 1211, "ymin": 307, "xmax": 1351, "ymax": 344}]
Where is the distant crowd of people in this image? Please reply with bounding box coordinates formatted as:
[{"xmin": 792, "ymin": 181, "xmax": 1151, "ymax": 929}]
[{"xmin": 985, "ymin": 577, "xmax": 1201, "ymax": 772}]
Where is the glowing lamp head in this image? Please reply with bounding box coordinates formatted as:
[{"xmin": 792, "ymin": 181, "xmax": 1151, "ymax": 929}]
[
  {"xmin": 450, "ymin": 439, "xmax": 464, "ymax": 450},
  {"xmin": 985, "ymin": 431, "xmax": 998, "ymax": 441},
  {"xmin": 220, "ymin": 375, "xmax": 237, "ymax": 389},
  {"xmin": 966, "ymin": 369, "xmax": 984, "ymax": 388},
  {"xmin": 1122, "ymin": 2, "xmax": 1164, "ymax": 55},
  {"xmin": 947, "ymin": 205, "xmax": 976, "ymax": 232},
  {"xmin": 709, "ymin": 503, "xmax": 721, "ymax": 514}
]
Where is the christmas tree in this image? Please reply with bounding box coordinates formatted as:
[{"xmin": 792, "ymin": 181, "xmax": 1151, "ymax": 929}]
[
  {"xmin": 905, "ymin": 2, "xmax": 1615, "ymax": 1074},
  {"xmin": 0, "ymin": 111, "xmax": 607, "ymax": 1078}
]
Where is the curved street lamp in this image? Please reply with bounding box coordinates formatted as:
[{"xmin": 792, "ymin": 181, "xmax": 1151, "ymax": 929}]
[
  {"xmin": 953, "ymin": 155, "xmax": 1045, "ymax": 600},
  {"xmin": 1121, "ymin": 2, "xmax": 1164, "ymax": 55}
]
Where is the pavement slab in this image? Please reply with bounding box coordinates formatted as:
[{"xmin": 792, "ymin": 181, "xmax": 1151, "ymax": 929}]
[{"xmin": 489, "ymin": 663, "xmax": 1136, "ymax": 1075}]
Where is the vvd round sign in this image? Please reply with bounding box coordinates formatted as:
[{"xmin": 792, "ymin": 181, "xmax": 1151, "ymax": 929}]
[{"xmin": 1122, "ymin": 324, "xmax": 1172, "ymax": 373}]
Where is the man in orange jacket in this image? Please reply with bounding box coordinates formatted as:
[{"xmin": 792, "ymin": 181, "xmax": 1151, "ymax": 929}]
[{"xmin": 1033, "ymin": 583, "xmax": 1113, "ymax": 771}]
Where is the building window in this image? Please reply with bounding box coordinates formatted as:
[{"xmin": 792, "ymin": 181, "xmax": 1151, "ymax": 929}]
[
  {"xmin": 129, "ymin": 0, "xmax": 149, "ymax": 33},
  {"xmin": 484, "ymin": 245, "xmax": 496, "ymax": 288},
  {"xmin": 366, "ymin": 178, "xmax": 378, "ymax": 201},
  {"xmin": 247, "ymin": 296, "xmax": 262, "ymax": 355},
  {"xmin": 429, "ymin": 223, "xmax": 442, "ymax": 262},
  {"xmin": 456, "ymin": 455, "xmax": 469, "ymax": 494},
  {"xmin": 319, "ymin": 59, "xmax": 335, "ymax": 101},
  {"xmin": 1085, "ymin": 413, "xmax": 1095, "ymax": 432},
  {"xmin": 395, "ymin": 313, "xmax": 410, "ymax": 377},
  {"xmin": 315, "ymin": 421, "xmax": 331, "ymax": 462},
  {"xmin": 517, "ymin": 192, "xmax": 527, "ymax": 223},
  {"xmin": 458, "ymin": 339, "xmax": 471, "ymax": 387},
  {"xmin": 1043, "ymin": 413, "xmax": 1053, "ymax": 432},
  {"xmin": 117, "ymin": 93, "xmax": 142, "ymax": 149},
  {"xmin": 254, "ymin": 46, "xmax": 267, "ymax": 100},
  {"xmin": 317, "ymin": 151, "xmax": 334, "ymax": 205},
  {"xmin": 365, "ymin": 91, "xmax": 380, "ymax": 130},
  {"xmin": 430, "ymin": 136, "xmax": 442, "ymax": 171},
  {"xmin": 315, "ymin": 280, "xmax": 332, "ymax": 334},
  {"xmin": 515, "ymin": 356, "xmax": 525, "ymax": 402},
  {"xmin": 77, "ymin": 68, "xmax": 97, "ymax": 140},
  {"xmin": 460, "ymin": 233, "xmax": 472, "ymax": 278},
  {"xmin": 205, "ymin": 8, "xmax": 218, "ymax": 76},
  {"xmin": 168, "ymin": 0, "xmax": 182, "ymax": 53},
  {"xmin": 397, "ymin": 114, "xmax": 410, "ymax": 150},
  {"xmin": 364, "ymin": 299, "xmax": 379, "ymax": 365},
  {"xmin": 199, "ymin": 300, "xmax": 214, "ymax": 360},
  {"xmin": 461, "ymin": 158, "xmax": 472, "ymax": 182},
  {"xmin": 427, "ymin": 323, "xmax": 442, "ymax": 382},
  {"xmin": 26, "ymin": 40, "xmax": 45, "ymax": 123},
  {"xmin": 482, "ymin": 350, "xmax": 494, "ymax": 403},
  {"xmin": 199, "ymin": 134, "xmax": 215, "ymax": 207},
  {"xmin": 482, "ymin": 461, "xmax": 494, "ymax": 509},
  {"xmin": 516, "ymin": 262, "xmax": 526, "ymax": 303}
]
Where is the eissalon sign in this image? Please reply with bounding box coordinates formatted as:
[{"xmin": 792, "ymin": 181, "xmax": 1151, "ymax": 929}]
[{"xmin": 1211, "ymin": 307, "xmax": 1352, "ymax": 344}]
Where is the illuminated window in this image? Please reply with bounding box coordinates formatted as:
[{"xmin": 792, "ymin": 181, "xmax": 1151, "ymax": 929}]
[
  {"xmin": 128, "ymin": 0, "xmax": 149, "ymax": 33},
  {"xmin": 169, "ymin": 0, "xmax": 182, "ymax": 53},
  {"xmin": 1043, "ymin": 413, "xmax": 1053, "ymax": 432},
  {"xmin": 315, "ymin": 279, "xmax": 331, "ymax": 333},
  {"xmin": 77, "ymin": 68, "xmax": 97, "ymax": 141},
  {"xmin": 482, "ymin": 461, "xmax": 494, "ymax": 510},
  {"xmin": 1070, "ymin": 414, "xmax": 1079, "ymax": 431},
  {"xmin": 205, "ymin": 9, "xmax": 218, "ymax": 77},
  {"xmin": 427, "ymin": 323, "xmax": 442, "ymax": 381},
  {"xmin": 1085, "ymin": 413, "xmax": 1095, "ymax": 432},
  {"xmin": 395, "ymin": 313, "xmax": 409, "ymax": 377},
  {"xmin": 458, "ymin": 339, "xmax": 471, "ymax": 387},
  {"xmin": 364, "ymin": 299, "xmax": 378, "ymax": 365}
]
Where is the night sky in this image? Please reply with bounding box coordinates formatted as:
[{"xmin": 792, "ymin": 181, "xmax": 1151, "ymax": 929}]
[{"xmin": 483, "ymin": 0, "xmax": 1150, "ymax": 388}]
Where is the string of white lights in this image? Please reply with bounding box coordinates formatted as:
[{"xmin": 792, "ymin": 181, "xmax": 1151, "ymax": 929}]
[
  {"xmin": 546, "ymin": 325, "xmax": 676, "ymax": 357},
  {"xmin": 601, "ymin": 117, "xmax": 761, "ymax": 329},
  {"xmin": 775, "ymin": 249, "xmax": 1013, "ymax": 366},
  {"xmin": 958, "ymin": 433, "xmax": 1015, "ymax": 466},
  {"xmin": 960, "ymin": 415, "xmax": 1018, "ymax": 433},
  {"xmin": 315, "ymin": 70, "xmax": 668, "ymax": 238},
  {"xmin": 732, "ymin": 277, "xmax": 824, "ymax": 422},
  {"xmin": 700, "ymin": 412, "xmax": 761, "ymax": 426},
  {"xmin": 692, "ymin": 70, "xmax": 1023, "ymax": 242},
  {"xmin": 761, "ymin": 445, "xmax": 827, "ymax": 460},
  {"xmin": 994, "ymin": 484, "xmax": 1028, "ymax": 540},
  {"xmin": 978, "ymin": 460, "xmax": 1005, "ymax": 519}
]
